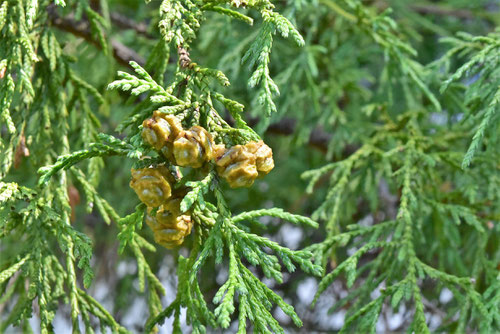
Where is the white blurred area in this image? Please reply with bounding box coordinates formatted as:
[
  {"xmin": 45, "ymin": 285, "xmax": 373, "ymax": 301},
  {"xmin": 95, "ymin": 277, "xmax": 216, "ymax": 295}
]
[{"xmin": 7, "ymin": 223, "xmax": 453, "ymax": 333}]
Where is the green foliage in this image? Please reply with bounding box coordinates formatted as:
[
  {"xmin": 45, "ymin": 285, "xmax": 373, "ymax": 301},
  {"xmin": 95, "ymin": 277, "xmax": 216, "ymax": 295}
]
[
  {"xmin": 1, "ymin": 0, "xmax": 499, "ymax": 333},
  {"xmin": 147, "ymin": 191, "xmax": 322, "ymax": 333},
  {"xmin": 439, "ymin": 30, "xmax": 500, "ymax": 168},
  {"xmin": 292, "ymin": 1, "xmax": 499, "ymax": 332},
  {"xmin": 1, "ymin": 0, "xmax": 321, "ymax": 332}
]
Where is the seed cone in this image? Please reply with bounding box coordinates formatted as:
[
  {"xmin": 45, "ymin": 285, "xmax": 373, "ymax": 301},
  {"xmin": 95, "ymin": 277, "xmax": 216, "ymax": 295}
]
[
  {"xmin": 129, "ymin": 166, "xmax": 173, "ymax": 207},
  {"xmin": 215, "ymin": 141, "xmax": 274, "ymax": 188},
  {"xmin": 172, "ymin": 126, "xmax": 214, "ymax": 168},
  {"xmin": 215, "ymin": 145, "xmax": 258, "ymax": 188},
  {"xmin": 145, "ymin": 198, "xmax": 192, "ymax": 248},
  {"xmin": 245, "ymin": 140, "xmax": 274, "ymax": 175},
  {"xmin": 141, "ymin": 112, "xmax": 217, "ymax": 169},
  {"xmin": 142, "ymin": 111, "xmax": 183, "ymax": 151}
]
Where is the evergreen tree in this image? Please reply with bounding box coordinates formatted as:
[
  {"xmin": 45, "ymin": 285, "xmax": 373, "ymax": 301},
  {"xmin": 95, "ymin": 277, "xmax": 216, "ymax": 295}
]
[{"xmin": 1, "ymin": 0, "xmax": 499, "ymax": 332}]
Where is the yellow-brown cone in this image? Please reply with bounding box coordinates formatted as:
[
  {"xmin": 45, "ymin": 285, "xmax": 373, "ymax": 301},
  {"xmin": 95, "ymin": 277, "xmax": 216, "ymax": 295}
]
[
  {"xmin": 215, "ymin": 145, "xmax": 259, "ymax": 188},
  {"xmin": 142, "ymin": 111, "xmax": 183, "ymax": 151},
  {"xmin": 145, "ymin": 198, "xmax": 192, "ymax": 248},
  {"xmin": 245, "ymin": 140, "xmax": 274, "ymax": 175},
  {"xmin": 172, "ymin": 126, "xmax": 214, "ymax": 168},
  {"xmin": 129, "ymin": 166, "xmax": 173, "ymax": 207}
]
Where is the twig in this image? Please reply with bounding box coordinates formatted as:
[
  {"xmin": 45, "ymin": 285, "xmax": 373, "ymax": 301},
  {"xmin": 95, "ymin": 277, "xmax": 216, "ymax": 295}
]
[
  {"xmin": 47, "ymin": 6, "xmax": 347, "ymax": 154},
  {"xmin": 267, "ymin": 118, "xmax": 332, "ymax": 152},
  {"xmin": 244, "ymin": 116, "xmax": 360, "ymax": 155},
  {"xmin": 110, "ymin": 12, "xmax": 152, "ymax": 38},
  {"xmin": 110, "ymin": 39, "xmax": 145, "ymax": 67},
  {"xmin": 374, "ymin": 1, "xmax": 495, "ymax": 23},
  {"xmin": 47, "ymin": 5, "xmax": 145, "ymax": 68},
  {"xmin": 410, "ymin": 4, "xmax": 476, "ymax": 20}
]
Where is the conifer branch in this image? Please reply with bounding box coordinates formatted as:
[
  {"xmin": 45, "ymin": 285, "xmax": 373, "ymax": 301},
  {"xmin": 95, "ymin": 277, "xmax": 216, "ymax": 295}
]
[
  {"xmin": 2, "ymin": 0, "xmax": 499, "ymax": 332},
  {"xmin": 47, "ymin": 5, "xmax": 146, "ymax": 67}
]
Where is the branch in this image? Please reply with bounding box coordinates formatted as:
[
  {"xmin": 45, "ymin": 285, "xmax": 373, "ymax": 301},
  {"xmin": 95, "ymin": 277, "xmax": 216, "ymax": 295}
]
[
  {"xmin": 47, "ymin": 5, "xmax": 145, "ymax": 68},
  {"xmin": 243, "ymin": 116, "xmax": 360, "ymax": 155},
  {"xmin": 110, "ymin": 12, "xmax": 152, "ymax": 38},
  {"xmin": 266, "ymin": 118, "xmax": 332, "ymax": 152},
  {"xmin": 373, "ymin": 1, "xmax": 495, "ymax": 23},
  {"xmin": 410, "ymin": 4, "xmax": 476, "ymax": 20},
  {"xmin": 47, "ymin": 5, "xmax": 344, "ymax": 154},
  {"xmin": 110, "ymin": 40, "xmax": 145, "ymax": 67}
]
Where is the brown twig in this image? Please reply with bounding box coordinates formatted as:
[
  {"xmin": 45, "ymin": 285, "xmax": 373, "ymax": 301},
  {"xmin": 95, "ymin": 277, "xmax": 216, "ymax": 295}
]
[
  {"xmin": 47, "ymin": 5, "xmax": 332, "ymax": 152},
  {"xmin": 374, "ymin": 1, "xmax": 486, "ymax": 21},
  {"xmin": 243, "ymin": 116, "xmax": 360, "ymax": 155},
  {"xmin": 46, "ymin": 5, "xmax": 349, "ymax": 153},
  {"xmin": 110, "ymin": 39, "xmax": 145, "ymax": 67},
  {"xmin": 266, "ymin": 118, "xmax": 334, "ymax": 153},
  {"xmin": 47, "ymin": 5, "xmax": 145, "ymax": 68},
  {"xmin": 409, "ymin": 4, "xmax": 476, "ymax": 20},
  {"xmin": 110, "ymin": 12, "xmax": 151, "ymax": 38}
]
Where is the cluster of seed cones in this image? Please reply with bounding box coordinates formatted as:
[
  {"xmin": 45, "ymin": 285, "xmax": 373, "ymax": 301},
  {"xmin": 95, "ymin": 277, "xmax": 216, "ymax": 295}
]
[
  {"xmin": 141, "ymin": 111, "xmax": 274, "ymax": 188},
  {"xmin": 141, "ymin": 110, "xmax": 215, "ymax": 168},
  {"xmin": 129, "ymin": 166, "xmax": 192, "ymax": 248},
  {"xmin": 128, "ymin": 111, "xmax": 275, "ymax": 248}
]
